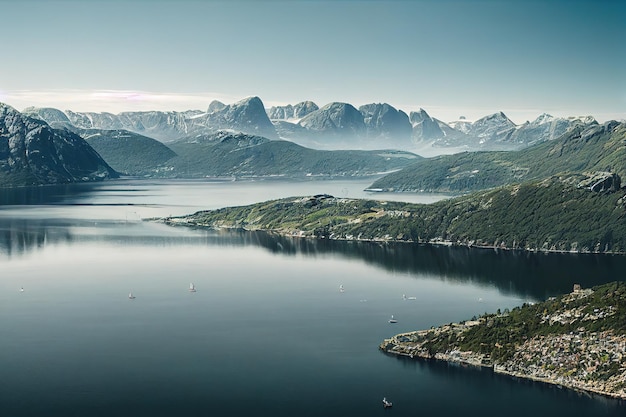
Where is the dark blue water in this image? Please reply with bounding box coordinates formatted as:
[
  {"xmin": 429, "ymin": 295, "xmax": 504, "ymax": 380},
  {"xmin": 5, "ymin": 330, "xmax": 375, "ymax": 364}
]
[{"xmin": 0, "ymin": 179, "xmax": 624, "ymax": 416}]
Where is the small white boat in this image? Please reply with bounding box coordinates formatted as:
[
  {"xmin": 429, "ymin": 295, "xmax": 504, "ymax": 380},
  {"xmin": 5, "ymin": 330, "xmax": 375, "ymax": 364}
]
[
  {"xmin": 19, "ymin": 287, "xmax": 24, "ymax": 292},
  {"xmin": 388, "ymin": 315, "xmax": 398, "ymax": 323},
  {"xmin": 339, "ymin": 284, "xmax": 345, "ymax": 293},
  {"xmin": 128, "ymin": 292, "xmax": 136, "ymax": 299},
  {"xmin": 383, "ymin": 397, "xmax": 393, "ymax": 408},
  {"xmin": 189, "ymin": 283, "xmax": 196, "ymax": 292},
  {"xmin": 403, "ymin": 294, "xmax": 416, "ymax": 300}
]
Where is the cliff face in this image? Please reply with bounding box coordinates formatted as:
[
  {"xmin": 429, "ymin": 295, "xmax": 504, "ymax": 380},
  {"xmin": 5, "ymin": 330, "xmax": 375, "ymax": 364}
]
[{"xmin": 0, "ymin": 104, "xmax": 118, "ymax": 187}]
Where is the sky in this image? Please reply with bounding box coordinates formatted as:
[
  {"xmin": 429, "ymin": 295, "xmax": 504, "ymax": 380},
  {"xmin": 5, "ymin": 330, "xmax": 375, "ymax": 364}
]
[{"xmin": 0, "ymin": 0, "xmax": 624, "ymax": 123}]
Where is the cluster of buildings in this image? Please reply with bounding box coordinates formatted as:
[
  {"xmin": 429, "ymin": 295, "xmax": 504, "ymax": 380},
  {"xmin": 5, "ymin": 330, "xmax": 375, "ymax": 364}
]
[
  {"xmin": 496, "ymin": 330, "xmax": 626, "ymax": 399},
  {"xmin": 380, "ymin": 284, "xmax": 626, "ymax": 400}
]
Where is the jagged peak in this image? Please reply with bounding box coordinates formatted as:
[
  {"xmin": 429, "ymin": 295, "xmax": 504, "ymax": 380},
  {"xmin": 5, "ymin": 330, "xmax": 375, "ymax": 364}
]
[
  {"xmin": 474, "ymin": 111, "xmax": 515, "ymax": 126},
  {"xmin": 319, "ymin": 102, "xmax": 356, "ymax": 110},
  {"xmin": 0, "ymin": 102, "xmax": 19, "ymax": 114},
  {"xmin": 207, "ymin": 100, "xmax": 226, "ymax": 113},
  {"xmin": 234, "ymin": 96, "xmax": 264, "ymax": 108},
  {"xmin": 568, "ymin": 115, "xmax": 596, "ymax": 124},
  {"xmin": 533, "ymin": 113, "xmax": 554, "ymax": 124},
  {"xmin": 295, "ymin": 100, "xmax": 318, "ymax": 107},
  {"xmin": 359, "ymin": 102, "xmax": 402, "ymax": 116},
  {"xmin": 409, "ymin": 108, "xmax": 434, "ymax": 124}
]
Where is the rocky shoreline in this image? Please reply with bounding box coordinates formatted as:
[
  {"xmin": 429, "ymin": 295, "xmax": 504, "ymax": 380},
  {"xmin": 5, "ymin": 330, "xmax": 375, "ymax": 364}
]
[
  {"xmin": 157, "ymin": 216, "xmax": 626, "ymax": 256},
  {"xmin": 380, "ymin": 324, "xmax": 626, "ymax": 401}
]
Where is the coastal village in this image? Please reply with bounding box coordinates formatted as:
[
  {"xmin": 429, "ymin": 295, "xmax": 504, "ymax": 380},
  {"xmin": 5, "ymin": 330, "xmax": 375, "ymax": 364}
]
[{"xmin": 380, "ymin": 283, "xmax": 626, "ymax": 400}]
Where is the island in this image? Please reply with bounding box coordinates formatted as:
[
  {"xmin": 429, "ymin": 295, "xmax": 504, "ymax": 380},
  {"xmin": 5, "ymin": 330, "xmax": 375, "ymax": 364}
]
[{"xmin": 380, "ymin": 282, "xmax": 626, "ymax": 400}]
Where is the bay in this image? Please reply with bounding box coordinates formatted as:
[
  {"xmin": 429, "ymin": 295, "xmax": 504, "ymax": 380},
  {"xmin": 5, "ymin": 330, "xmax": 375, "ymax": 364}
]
[{"xmin": 0, "ymin": 178, "xmax": 624, "ymax": 416}]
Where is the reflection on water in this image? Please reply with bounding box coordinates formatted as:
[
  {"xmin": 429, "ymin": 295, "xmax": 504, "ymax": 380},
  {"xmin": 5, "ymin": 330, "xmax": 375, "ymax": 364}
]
[
  {"xmin": 1, "ymin": 213, "xmax": 623, "ymax": 302},
  {"xmin": 247, "ymin": 234, "xmax": 625, "ymax": 299},
  {"xmin": 0, "ymin": 183, "xmax": 89, "ymax": 205},
  {"xmin": 1, "ymin": 179, "xmax": 625, "ymax": 416},
  {"xmin": 1, "ymin": 176, "xmax": 623, "ymax": 303}
]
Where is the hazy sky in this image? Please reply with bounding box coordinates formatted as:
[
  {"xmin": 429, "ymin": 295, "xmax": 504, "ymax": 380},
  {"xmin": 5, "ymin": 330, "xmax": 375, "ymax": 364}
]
[{"xmin": 1, "ymin": 0, "xmax": 624, "ymax": 123}]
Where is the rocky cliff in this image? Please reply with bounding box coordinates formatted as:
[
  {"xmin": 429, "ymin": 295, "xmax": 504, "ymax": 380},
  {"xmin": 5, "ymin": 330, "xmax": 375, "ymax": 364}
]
[{"xmin": 0, "ymin": 104, "xmax": 117, "ymax": 187}]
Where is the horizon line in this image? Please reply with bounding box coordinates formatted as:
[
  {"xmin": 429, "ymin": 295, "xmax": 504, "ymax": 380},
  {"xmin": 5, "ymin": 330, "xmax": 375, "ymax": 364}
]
[{"xmin": 0, "ymin": 88, "xmax": 621, "ymax": 125}]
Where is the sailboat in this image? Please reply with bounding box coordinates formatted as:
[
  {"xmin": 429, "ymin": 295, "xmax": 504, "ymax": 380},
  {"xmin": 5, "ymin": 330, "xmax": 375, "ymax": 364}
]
[
  {"xmin": 189, "ymin": 283, "xmax": 197, "ymax": 292},
  {"xmin": 128, "ymin": 292, "xmax": 136, "ymax": 299},
  {"xmin": 388, "ymin": 315, "xmax": 398, "ymax": 323}
]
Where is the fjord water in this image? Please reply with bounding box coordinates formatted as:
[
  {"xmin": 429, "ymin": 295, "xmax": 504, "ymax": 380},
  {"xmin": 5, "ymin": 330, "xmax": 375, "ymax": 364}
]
[{"xmin": 0, "ymin": 179, "xmax": 624, "ymax": 417}]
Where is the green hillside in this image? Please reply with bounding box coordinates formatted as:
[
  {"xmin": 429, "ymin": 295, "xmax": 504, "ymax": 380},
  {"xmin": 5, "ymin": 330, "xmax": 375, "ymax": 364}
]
[
  {"xmin": 169, "ymin": 174, "xmax": 626, "ymax": 254},
  {"xmin": 82, "ymin": 129, "xmax": 177, "ymax": 176},
  {"xmin": 370, "ymin": 121, "xmax": 626, "ymax": 193},
  {"xmin": 160, "ymin": 131, "xmax": 419, "ymax": 178}
]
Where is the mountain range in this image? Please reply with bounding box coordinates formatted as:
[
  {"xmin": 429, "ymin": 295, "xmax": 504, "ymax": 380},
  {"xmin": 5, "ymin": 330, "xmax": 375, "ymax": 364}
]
[
  {"xmin": 369, "ymin": 121, "xmax": 626, "ymax": 193},
  {"xmin": 22, "ymin": 96, "xmax": 599, "ymax": 154},
  {"xmin": 2, "ymin": 103, "xmax": 421, "ymax": 185}
]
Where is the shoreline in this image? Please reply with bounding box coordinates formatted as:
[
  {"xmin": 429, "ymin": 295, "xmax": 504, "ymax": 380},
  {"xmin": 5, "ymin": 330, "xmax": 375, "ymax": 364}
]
[
  {"xmin": 161, "ymin": 216, "xmax": 626, "ymax": 401},
  {"xmin": 381, "ymin": 343, "xmax": 626, "ymax": 402},
  {"xmin": 156, "ymin": 218, "xmax": 626, "ymax": 257}
]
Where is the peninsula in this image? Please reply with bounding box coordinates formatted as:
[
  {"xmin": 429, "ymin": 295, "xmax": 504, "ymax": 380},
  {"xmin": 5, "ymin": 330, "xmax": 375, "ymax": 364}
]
[
  {"xmin": 380, "ymin": 282, "xmax": 626, "ymax": 400},
  {"xmin": 159, "ymin": 173, "xmax": 626, "ymax": 255}
]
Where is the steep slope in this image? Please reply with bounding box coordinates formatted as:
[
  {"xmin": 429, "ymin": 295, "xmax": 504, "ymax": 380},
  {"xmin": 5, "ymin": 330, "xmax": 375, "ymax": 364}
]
[
  {"xmin": 207, "ymin": 100, "xmax": 226, "ymax": 113},
  {"xmin": 370, "ymin": 121, "xmax": 626, "ymax": 193},
  {"xmin": 299, "ymin": 102, "xmax": 365, "ymax": 136},
  {"xmin": 359, "ymin": 103, "xmax": 412, "ymax": 144},
  {"xmin": 442, "ymin": 112, "xmax": 597, "ymax": 151},
  {"xmin": 267, "ymin": 101, "xmax": 318, "ymax": 120},
  {"xmin": 409, "ymin": 108, "xmax": 470, "ymax": 149},
  {"xmin": 48, "ymin": 109, "xmax": 201, "ymax": 141},
  {"xmin": 409, "ymin": 109, "xmax": 445, "ymax": 142},
  {"xmin": 200, "ymin": 96, "xmax": 277, "ymax": 139},
  {"xmin": 22, "ymin": 107, "xmax": 72, "ymax": 126},
  {"xmin": 29, "ymin": 97, "xmax": 277, "ymax": 142},
  {"xmin": 506, "ymin": 114, "xmax": 597, "ymax": 147},
  {"xmin": 293, "ymin": 102, "xmax": 417, "ymax": 150},
  {"xmin": 23, "ymin": 100, "xmax": 601, "ymax": 153},
  {"xmin": 469, "ymin": 112, "xmax": 517, "ymax": 144},
  {"xmin": 0, "ymin": 104, "xmax": 117, "ymax": 187}
]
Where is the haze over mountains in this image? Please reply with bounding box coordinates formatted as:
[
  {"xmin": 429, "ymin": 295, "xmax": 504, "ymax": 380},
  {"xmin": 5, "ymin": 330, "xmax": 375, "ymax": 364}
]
[
  {"xmin": 4, "ymin": 94, "xmax": 617, "ymax": 189},
  {"xmin": 370, "ymin": 120, "xmax": 626, "ymax": 193},
  {"xmin": 2, "ymin": 103, "xmax": 419, "ymax": 185},
  {"xmin": 22, "ymin": 96, "xmax": 598, "ymax": 155}
]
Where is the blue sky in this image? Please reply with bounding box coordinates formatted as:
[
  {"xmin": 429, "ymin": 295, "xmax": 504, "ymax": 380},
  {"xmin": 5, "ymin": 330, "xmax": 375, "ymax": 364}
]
[{"xmin": 0, "ymin": 0, "xmax": 624, "ymax": 123}]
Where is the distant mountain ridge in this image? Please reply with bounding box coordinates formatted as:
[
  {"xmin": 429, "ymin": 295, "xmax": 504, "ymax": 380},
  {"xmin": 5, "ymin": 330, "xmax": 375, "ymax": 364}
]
[
  {"xmin": 16, "ymin": 101, "xmax": 422, "ymax": 180},
  {"xmin": 25, "ymin": 97, "xmax": 278, "ymax": 142},
  {"xmin": 156, "ymin": 131, "xmax": 420, "ymax": 178},
  {"xmin": 370, "ymin": 121, "xmax": 625, "ymax": 193},
  {"xmin": 23, "ymin": 97, "xmax": 599, "ymax": 153},
  {"xmin": 267, "ymin": 101, "xmax": 318, "ymax": 121}
]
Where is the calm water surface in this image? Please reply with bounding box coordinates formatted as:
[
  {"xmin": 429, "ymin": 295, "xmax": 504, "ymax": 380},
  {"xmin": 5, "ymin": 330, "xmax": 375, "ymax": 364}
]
[{"xmin": 0, "ymin": 178, "xmax": 624, "ymax": 416}]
